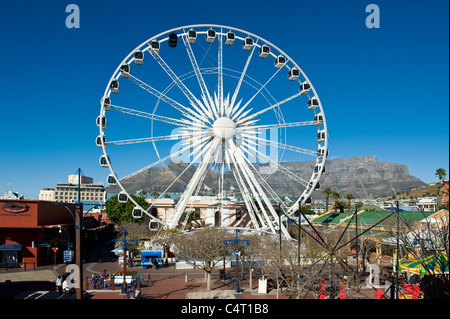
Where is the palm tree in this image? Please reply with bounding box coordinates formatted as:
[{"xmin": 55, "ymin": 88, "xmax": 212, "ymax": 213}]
[
  {"xmin": 151, "ymin": 191, "xmax": 160, "ymax": 199},
  {"xmin": 345, "ymin": 194, "xmax": 355, "ymax": 212},
  {"xmin": 435, "ymin": 168, "xmax": 447, "ymax": 184},
  {"xmin": 323, "ymin": 188, "xmax": 333, "ymax": 213},
  {"xmin": 332, "ymin": 191, "xmax": 341, "ymax": 212}
]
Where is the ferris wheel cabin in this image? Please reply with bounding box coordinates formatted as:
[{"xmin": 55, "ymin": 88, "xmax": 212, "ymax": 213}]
[
  {"xmin": 288, "ymin": 68, "xmax": 299, "ymax": 80},
  {"xmin": 314, "ymin": 164, "xmax": 326, "ymax": 174},
  {"xmin": 169, "ymin": 33, "xmax": 178, "ymax": 48},
  {"xmin": 150, "ymin": 40, "xmax": 160, "ymax": 54},
  {"xmin": 274, "ymin": 55, "xmax": 286, "ymax": 68},
  {"xmin": 99, "ymin": 155, "xmax": 109, "ymax": 168},
  {"xmin": 110, "ymin": 80, "xmax": 119, "ymax": 93},
  {"xmin": 259, "ymin": 44, "xmax": 270, "ymax": 58},
  {"xmin": 96, "ymin": 116, "xmax": 107, "ymax": 129},
  {"xmin": 101, "ymin": 96, "xmax": 111, "ymax": 111},
  {"xmin": 187, "ymin": 29, "xmax": 197, "ymax": 43},
  {"xmin": 120, "ymin": 64, "xmax": 130, "ymax": 78},
  {"xmin": 132, "ymin": 206, "xmax": 143, "ymax": 218},
  {"xmin": 225, "ymin": 31, "xmax": 235, "ymax": 45},
  {"xmin": 243, "ymin": 36, "xmax": 253, "ymax": 50},
  {"xmin": 313, "ymin": 113, "xmax": 324, "ymax": 126},
  {"xmin": 299, "ymin": 81, "xmax": 311, "ymax": 95},
  {"xmin": 118, "ymin": 191, "xmax": 128, "ymax": 203},
  {"xmin": 307, "ymin": 97, "xmax": 319, "ymax": 110},
  {"xmin": 316, "ymin": 130, "xmax": 327, "ymax": 143},
  {"xmin": 134, "ymin": 50, "xmax": 143, "ymax": 64},
  {"xmin": 317, "ymin": 147, "xmax": 328, "ymax": 159},
  {"xmin": 107, "ymin": 174, "xmax": 117, "ymax": 186},
  {"xmin": 206, "ymin": 29, "xmax": 216, "ymax": 43},
  {"xmin": 96, "ymin": 135, "xmax": 106, "ymax": 148}
]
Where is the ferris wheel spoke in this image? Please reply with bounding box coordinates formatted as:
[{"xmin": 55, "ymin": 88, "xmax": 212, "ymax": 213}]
[
  {"xmin": 236, "ymin": 60, "xmax": 287, "ymax": 118},
  {"xmin": 166, "ymin": 138, "xmax": 220, "ymax": 228},
  {"xmin": 235, "ymin": 91, "xmax": 303, "ymax": 126},
  {"xmin": 111, "ymin": 105, "xmax": 196, "ymax": 127},
  {"xmin": 120, "ymin": 134, "xmax": 211, "ymax": 182},
  {"xmin": 237, "ymin": 120, "xmax": 315, "ymax": 133},
  {"xmin": 237, "ymin": 146, "xmax": 290, "ymax": 213},
  {"xmin": 218, "ymin": 29, "xmax": 224, "ymax": 105},
  {"xmin": 243, "ymin": 133, "xmax": 317, "ymax": 157},
  {"xmin": 145, "ymin": 139, "xmax": 214, "ymax": 216},
  {"xmin": 126, "ymin": 73, "xmax": 205, "ymax": 123},
  {"xmin": 228, "ymin": 43, "xmax": 257, "ymax": 117},
  {"xmin": 151, "ymin": 52, "xmax": 213, "ymax": 124},
  {"xmin": 106, "ymin": 133, "xmax": 192, "ymax": 146},
  {"xmin": 181, "ymin": 32, "xmax": 215, "ymax": 119},
  {"xmin": 239, "ymin": 139, "xmax": 309, "ymax": 187}
]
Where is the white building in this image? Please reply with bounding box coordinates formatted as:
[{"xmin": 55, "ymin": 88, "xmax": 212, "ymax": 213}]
[
  {"xmin": 0, "ymin": 190, "xmax": 24, "ymax": 200},
  {"xmin": 39, "ymin": 174, "xmax": 105, "ymax": 203},
  {"xmin": 416, "ymin": 197, "xmax": 438, "ymax": 212}
]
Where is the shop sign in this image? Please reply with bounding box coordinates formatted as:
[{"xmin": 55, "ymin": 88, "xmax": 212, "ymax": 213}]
[{"xmin": 1, "ymin": 202, "xmax": 29, "ymax": 213}]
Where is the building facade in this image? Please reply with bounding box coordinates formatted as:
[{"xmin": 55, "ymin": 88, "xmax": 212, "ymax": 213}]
[
  {"xmin": 39, "ymin": 174, "xmax": 105, "ymax": 203},
  {"xmin": 0, "ymin": 190, "xmax": 24, "ymax": 200},
  {"xmin": 0, "ymin": 200, "xmax": 75, "ymax": 267}
]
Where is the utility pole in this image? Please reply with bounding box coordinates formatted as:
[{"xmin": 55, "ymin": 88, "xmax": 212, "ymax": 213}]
[
  {"xmin": 75, "ymin": 168, "xmax": 83, "ymax": 299},
  {"xmin": 75, "ymin": 203, "xmax": 83, "ymax": 299}
]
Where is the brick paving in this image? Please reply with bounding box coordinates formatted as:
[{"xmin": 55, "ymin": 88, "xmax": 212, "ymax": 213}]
[{"xmin": 1, "ymin": 259, "xmax": 381, "ymax": 299}]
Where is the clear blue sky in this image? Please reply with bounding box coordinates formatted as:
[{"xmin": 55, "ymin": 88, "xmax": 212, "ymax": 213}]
[{"xmin": 0, "ymin": 0, "xmax": 448, "ymax": 199}]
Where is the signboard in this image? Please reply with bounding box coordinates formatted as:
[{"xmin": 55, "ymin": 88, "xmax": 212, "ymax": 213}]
[
  {"xmin": 258, "ymin": 279, "xmax": 267, "ymax": 294},
  {"xmin": 64, "ymin": 250, "xmax": 74, "ymax": 263},
  {"xmin": 1, "ymin": 202, "xmax": 29, "ymax": 213}
]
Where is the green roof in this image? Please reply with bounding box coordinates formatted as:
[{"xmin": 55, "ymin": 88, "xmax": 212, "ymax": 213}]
[
  {"xmin": 314, "ymin": 210, "xmax": 436, "ymax": 227},
  {"xmin": 312, "ymin": 212, "xmax": 352, "ymax": 224}
]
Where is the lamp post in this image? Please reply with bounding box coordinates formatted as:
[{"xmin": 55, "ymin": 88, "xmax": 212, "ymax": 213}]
[
  {"xmin": 52, "ymin": 177, "xmax": 105, "ymax": 299},
  {"xmin": 224, "ymin": 230, "xmax": 249, "ymax": 293},
  {"xmin": 113, "ymin": 229, "xmax": 139, "ymax": 294}
]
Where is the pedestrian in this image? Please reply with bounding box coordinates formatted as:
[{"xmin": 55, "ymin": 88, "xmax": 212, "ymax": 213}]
[{"xmin": 55, "ymin": 275, "xmax": 63, "ymax": 296}]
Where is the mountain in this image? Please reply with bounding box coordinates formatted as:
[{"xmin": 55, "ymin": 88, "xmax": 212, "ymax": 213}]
[{"xmin": 107, "ymin": 155, "xmax": 426, "ymax": 199}]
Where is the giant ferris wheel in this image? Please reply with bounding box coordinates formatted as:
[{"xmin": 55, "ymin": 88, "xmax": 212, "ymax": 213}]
[{"xmin": 96, "ymin": 25, "xmax": 328, "ymax": 239}]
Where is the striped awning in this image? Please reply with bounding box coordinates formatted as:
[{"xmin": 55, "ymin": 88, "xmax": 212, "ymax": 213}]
[{"xmin": 400, "ymin": 253, "xmax": 448, "ymax": 275}]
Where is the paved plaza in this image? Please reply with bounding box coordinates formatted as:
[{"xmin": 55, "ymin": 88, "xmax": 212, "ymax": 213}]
[{"xmin": 1, "ymin": 257, "xmax": 381, "ymax": 300}]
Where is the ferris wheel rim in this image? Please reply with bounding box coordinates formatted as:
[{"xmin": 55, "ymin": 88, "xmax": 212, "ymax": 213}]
[{"xmin": 98, "ymin": 24, "xmax": 328, "ymax": 236}]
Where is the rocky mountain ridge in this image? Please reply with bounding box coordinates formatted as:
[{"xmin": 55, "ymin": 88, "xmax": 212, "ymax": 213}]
[{"xmin": 107, "ymin": 155, "xmax": 426, "ymax": 199}]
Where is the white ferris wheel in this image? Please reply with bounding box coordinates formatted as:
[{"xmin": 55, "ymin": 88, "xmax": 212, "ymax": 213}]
[{"xmin": 96, "ymin": 25, "xmax": 328, "ymax": 239}]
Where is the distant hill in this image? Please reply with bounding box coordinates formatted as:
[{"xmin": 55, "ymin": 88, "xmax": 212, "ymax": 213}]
[{"xmin": 107, "ymin": 155, "xmax": 426, "ymax": 199}]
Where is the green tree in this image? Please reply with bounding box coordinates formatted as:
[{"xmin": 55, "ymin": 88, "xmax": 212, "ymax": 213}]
[
  {"xmin": 323, "ymin": 188, "xmax": 333, "ymax": 213},
  {"xmin": 151, "ymin": 191, "xmax": 160, "ymax": 199},
  {"xmin": 332, "ymin": 191, "xmax": 341, "ymax": 212},
  {"xmin": 345, "ymin": 193, "xmax": 355, "ymax": 212},
  {"xmin": 435, "ymin": 168, "xmax": 447, "ymax": 184},
  {"xmin": 105, "ymin": 193, "xmax": 148, "ymax": 223}
]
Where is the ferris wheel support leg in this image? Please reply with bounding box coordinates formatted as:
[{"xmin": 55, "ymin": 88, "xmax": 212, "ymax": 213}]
[
  {"xmin": 229, "ymin": 143, "xmax": 276, "ymax": 234},
  {"xmin": 167, "ymin": 138, "xmax": 220, "ymax": 229},
  {"xmin": 227, "ymin": 149, "xmax": 261, "ymax": 229},
  {"xmin": 230, "ymin": 141, "xmax": 291, "ymax": 239}
]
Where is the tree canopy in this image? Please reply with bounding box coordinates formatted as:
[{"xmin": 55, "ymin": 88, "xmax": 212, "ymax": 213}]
[{"xmin": 105, "ymin": 193, "xmax": 148, "ymax": 223}]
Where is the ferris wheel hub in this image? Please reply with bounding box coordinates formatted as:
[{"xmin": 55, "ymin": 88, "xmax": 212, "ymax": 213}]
[{"xmin": 212, "ymin": 117, "xmax": 236, "ymax": 140}]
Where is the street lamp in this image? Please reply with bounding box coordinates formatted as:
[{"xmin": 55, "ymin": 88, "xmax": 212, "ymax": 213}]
[
  {"xmin": 112, "ymin": 229, "xmax": 139, "ymax": 294},
  {"xmin": 224, "ymin": 230, "xmax": 249, "ymax": 293}
]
